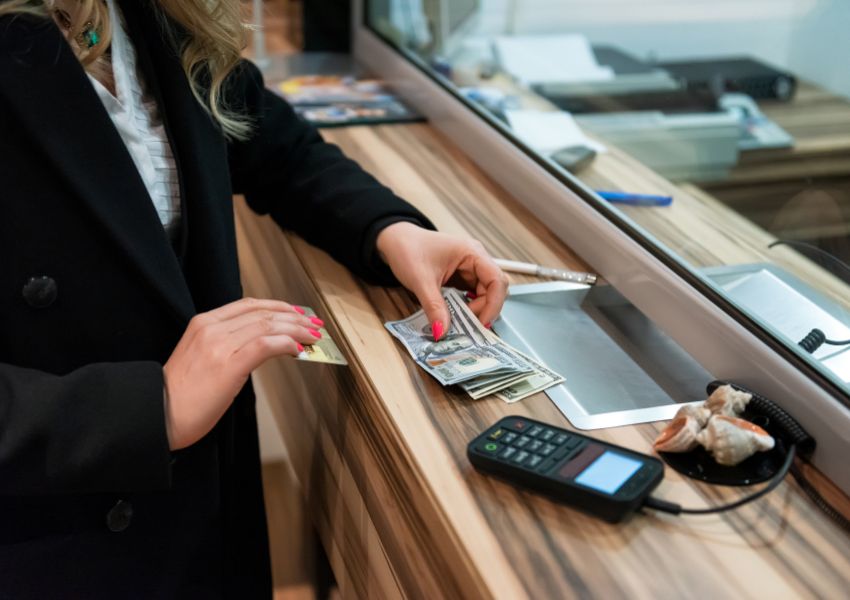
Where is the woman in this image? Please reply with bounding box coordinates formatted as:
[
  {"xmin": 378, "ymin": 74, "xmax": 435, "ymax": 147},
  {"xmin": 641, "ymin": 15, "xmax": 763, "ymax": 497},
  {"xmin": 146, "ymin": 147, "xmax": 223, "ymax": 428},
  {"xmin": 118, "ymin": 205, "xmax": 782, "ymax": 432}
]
[{"xmin": 0, "ymin": 0, "xmax": 508, "ymax": 597}]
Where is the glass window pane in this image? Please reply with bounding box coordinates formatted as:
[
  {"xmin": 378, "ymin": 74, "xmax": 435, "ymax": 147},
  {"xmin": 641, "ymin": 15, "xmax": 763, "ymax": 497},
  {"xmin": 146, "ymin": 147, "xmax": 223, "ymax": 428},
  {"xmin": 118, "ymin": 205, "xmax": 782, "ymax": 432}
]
[{"xmin": 366, "ymin": 0, "xmax": 850, "ymax": 397}]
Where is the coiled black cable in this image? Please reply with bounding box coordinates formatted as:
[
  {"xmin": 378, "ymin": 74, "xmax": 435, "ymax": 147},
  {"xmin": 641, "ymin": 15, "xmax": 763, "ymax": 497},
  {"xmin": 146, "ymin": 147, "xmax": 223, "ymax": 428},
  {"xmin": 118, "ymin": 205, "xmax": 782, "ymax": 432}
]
[
  {"xmin": 767, "ymin": 239, "xmax": 850, "ymax": 353},
  {"xmin": 745, "ymin": 394, "xmax": 816, "ymax": 456},
  {"xmin": 798, "ymin": 328, "xmax": 850, "ymax": 354},
  {"xmin": 644, "ymin": 382, "xmax": 850, "ymax": 526},
  {"xmin": 798, "ymin": 328, "xmax": 827, "ymax": 353},
  {"xmin": 706, "ymin": 381, "xmax": 816, "ymax": 456}
]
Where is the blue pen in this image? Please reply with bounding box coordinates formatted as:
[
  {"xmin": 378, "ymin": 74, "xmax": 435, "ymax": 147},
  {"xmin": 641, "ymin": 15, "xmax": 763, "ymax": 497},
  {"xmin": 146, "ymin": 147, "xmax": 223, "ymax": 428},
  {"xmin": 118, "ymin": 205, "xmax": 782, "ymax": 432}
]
[{"xmin": 595, "ymin": 190, "xmax": 673, "ymax": 207}]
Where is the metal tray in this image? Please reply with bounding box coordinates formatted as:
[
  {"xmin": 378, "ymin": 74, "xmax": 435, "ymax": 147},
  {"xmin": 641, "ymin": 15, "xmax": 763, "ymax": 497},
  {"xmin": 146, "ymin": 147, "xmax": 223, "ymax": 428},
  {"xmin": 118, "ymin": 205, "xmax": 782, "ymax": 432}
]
[
  {"xmin": 702, "ymin": 263, "xmax": 850, "ymax": 383},
  {"xmin": 493, "ymin": 281, "xmax": 711, "ymax": 429}
]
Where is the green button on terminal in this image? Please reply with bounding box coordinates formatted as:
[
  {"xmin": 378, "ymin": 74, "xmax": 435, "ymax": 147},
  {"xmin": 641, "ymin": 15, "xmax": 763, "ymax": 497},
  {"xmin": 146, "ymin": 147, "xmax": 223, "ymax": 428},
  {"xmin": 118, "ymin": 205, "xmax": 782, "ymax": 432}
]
[{"xmin": 484, "ymin": 442, "xmax": 499, "ymax": 452}]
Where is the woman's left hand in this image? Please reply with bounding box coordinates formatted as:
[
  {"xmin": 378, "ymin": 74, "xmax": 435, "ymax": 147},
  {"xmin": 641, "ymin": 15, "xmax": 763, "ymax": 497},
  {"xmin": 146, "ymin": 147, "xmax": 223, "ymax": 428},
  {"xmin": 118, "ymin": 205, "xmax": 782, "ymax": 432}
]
[{"xmin": 376, "ymin": 222, "xmax": 509, "ymax": 340}]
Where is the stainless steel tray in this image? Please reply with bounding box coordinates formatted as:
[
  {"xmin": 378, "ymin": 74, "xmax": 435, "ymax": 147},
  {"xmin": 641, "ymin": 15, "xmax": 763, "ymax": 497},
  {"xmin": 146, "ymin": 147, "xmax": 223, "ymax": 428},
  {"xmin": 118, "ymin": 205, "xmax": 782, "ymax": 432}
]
[
  {"xmin": 493, "ymin": 281, "xmax": 711, "ymax": 429},
  {"xmin": 702, "ymin": 263, "xmax": 850, "ymax": 383}
]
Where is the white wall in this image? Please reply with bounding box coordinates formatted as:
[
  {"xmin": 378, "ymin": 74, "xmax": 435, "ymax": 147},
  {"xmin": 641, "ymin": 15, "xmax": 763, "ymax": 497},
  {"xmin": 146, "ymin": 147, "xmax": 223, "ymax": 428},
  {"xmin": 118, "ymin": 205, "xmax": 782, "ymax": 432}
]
[
  {"xmin": 471, "ymin": 0, "xmax": 849, "ymax": 99},
  {"xmin": 785, "ymin": 0, "xmax": 850, "ymax": 99}
]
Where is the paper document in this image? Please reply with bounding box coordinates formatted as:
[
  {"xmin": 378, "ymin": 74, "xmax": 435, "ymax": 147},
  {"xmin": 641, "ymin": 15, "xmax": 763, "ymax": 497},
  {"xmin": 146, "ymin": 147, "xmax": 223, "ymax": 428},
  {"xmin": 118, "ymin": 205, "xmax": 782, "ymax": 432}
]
[
  {"xmin": 388, "ymin": 0, "xmax": 431, "ymax": 48},
  {"xmin": 505, "ymin": 109, "xmax": 606, "ymax": 155},
  {"xmin": 494, "ymin": 34, "xmax": 614, "ymax": 85}
]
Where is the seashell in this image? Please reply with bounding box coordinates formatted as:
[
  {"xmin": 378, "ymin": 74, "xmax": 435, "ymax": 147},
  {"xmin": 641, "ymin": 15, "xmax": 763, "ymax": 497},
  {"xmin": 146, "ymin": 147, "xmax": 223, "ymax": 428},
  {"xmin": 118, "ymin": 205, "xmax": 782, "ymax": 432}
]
[
  {"xmin": 696, "ymin": 415, "xmax": 775, "ymax": 466},
  {"xmin": 675, "ymin": 403, "xmax": 711, "ymax": 428},
  {"xmin": 654, "ymin": 415, "xmax": 702, "ymax": 453},
  {"xmin": 705, "ymin": 385, "xmax": 752, "ymax": 417}
]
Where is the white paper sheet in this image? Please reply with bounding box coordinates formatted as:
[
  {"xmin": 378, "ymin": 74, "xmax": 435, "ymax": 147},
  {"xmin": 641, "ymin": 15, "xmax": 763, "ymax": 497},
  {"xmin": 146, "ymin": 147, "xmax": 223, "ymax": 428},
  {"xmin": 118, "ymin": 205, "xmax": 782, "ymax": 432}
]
[
  {"xmin": 388, "ymin": 0, "xmax": 431, "ymax": 48},
  {"xmin": 494, "ymin": 34, "xmax": 614, "ymax": 85},
  {"xmin": 505, "ymin": 109, "xmax": 606, "ymax": 155}
]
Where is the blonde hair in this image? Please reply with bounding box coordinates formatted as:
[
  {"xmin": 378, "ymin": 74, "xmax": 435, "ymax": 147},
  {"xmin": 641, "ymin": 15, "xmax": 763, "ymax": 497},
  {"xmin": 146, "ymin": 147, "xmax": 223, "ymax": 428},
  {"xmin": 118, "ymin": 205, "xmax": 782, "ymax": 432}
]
[{"xmin": 0, "ymin": 0, "xmax": 251, "ymax": 140}]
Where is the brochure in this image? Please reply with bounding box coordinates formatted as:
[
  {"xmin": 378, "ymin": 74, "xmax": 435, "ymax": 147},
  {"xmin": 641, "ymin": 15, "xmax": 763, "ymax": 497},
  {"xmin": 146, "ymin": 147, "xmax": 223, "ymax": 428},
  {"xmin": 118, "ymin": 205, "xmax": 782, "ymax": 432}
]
[{"xmin": 272, "ymin": 75, "xmax": 424, "ymax": 128}]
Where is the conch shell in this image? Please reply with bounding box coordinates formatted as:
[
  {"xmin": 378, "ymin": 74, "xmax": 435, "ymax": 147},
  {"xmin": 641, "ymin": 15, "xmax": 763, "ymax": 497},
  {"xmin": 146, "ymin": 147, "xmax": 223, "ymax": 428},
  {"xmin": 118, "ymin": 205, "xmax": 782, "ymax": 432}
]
[
  {"xmin": 696, "ymin": 415, "xmax": 775, "ymax": 466},
  {"xmin": 705, "ymin": 384, "xmax": 752, "ymax": 417},
  {"xmin": 653, "ymin": 404, "xmax": 711, "ymax": 453},
  {"xmin": 676, "ymin": 403, "xmax": 712, "ymax": 427}
]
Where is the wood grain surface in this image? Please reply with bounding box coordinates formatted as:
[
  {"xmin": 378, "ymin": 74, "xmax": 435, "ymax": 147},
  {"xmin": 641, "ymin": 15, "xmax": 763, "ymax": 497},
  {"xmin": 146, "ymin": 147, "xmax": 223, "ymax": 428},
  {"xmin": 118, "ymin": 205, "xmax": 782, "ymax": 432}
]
[
  {"xmin": 725, "ymin": 83, "xmax": 850, "ymax": 186},
  {"xmin": 235, "ymin": 122, "xmax": 850, "ymax": 599}
]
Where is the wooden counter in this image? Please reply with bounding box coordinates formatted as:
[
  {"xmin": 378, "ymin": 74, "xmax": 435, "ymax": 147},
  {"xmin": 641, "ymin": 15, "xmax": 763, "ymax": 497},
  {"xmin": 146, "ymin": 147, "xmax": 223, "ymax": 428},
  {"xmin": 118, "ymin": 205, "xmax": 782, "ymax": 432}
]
[
  {"xmin": 722, "ymin": 82, "xmax": 850, "ymax": 186},
  {"xmin": 234, "ymin": 123, "xmax": 850, "ymax": 598}
]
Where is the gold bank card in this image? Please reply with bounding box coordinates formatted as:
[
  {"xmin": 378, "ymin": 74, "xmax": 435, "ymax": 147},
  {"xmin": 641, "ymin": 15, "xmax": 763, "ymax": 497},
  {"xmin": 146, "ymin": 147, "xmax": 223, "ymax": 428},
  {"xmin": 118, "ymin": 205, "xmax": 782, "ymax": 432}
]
[{"xmin": 296, "ymin": 307, "xmax": 348, "ymax": 366}]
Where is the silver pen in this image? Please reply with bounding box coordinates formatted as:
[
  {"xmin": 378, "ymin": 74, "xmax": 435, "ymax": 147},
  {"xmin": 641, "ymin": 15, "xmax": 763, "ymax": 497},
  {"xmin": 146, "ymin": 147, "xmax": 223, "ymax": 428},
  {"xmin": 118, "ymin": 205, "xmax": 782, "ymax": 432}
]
[{"xmin": 494, "ymin": 258, "xmax": 597, "ymax": 285}]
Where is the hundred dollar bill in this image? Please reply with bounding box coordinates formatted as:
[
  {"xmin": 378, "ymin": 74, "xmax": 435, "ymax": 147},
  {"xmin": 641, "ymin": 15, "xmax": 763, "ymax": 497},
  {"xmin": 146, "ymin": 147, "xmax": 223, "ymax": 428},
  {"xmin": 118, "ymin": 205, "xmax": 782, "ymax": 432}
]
[
  {"xmin": 461, "ymin": 369, "xmax": 526, "ymax": 393},
  {"xmin": 496, "ymin": 361, "xmax": 564, "ymax": 403},
  {"xmin": 460, "ymin": 341, "xmax": 558, "ymax": 400},
  {"xmin": 443, "ymin": 290, "xmax": 533, "ymax": 374},
  {"xmin": 444, "ymin": 289, "xmax": 564, "ymax": 401},
  {"xmin": 441, "ymin": 288, "xmax": 494, "ymax": 345},
  {"xmin": 443, "ymin": 290, "xmax": 538, "ymax": 385},
  {"xmin": 463, "ymin": 372, "xmax": 533, "ymax": 400},
  {"xmin": 486, "ymin": 341, "xmax": 563, "ymax": 402},
  {"xmin": 296, "ymin": 307, "xmax": 348, "ymax": 366},
  {"xmin": 385, "ymin": 290, "xmax": 522, "ymax": 385},
  {"xmin": 385, "ymin": 288, "xmax": 564, "ymax": 401}
]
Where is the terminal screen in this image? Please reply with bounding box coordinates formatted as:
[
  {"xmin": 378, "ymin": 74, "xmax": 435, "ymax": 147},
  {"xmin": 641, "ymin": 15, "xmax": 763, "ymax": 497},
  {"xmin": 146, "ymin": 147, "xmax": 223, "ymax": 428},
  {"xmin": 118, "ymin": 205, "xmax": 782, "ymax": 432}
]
[{"xmin": 574, "ymin": 451, "xmax": 642, "ymax": 495}]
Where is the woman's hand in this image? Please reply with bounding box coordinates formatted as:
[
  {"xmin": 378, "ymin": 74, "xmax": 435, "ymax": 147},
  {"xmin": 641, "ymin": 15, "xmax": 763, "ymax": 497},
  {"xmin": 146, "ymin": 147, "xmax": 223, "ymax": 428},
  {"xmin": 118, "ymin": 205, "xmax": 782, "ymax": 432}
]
[
  {"xmin": 163, "ymin": 298, "xmax": 324, "ymax": 450},
  {"xmin": 376, "ymin": 222, "xmax": 509, "ymax": 340}
]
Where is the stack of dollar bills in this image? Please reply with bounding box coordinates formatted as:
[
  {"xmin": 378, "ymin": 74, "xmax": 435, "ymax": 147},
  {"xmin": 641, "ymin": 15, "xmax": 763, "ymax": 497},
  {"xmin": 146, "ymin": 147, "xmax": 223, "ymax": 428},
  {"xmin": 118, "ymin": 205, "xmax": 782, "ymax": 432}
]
[{"xmin": 385, "ymin": 289, "xmax": 564, "ymax": 403}]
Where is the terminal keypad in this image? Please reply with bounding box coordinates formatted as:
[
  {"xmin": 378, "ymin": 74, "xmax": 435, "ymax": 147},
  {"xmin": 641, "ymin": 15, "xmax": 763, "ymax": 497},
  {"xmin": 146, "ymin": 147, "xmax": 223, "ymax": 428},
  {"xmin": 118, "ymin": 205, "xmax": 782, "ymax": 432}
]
[{"xmin": 478, "ymin": 419, "xmax": 587, "ymax": 475}]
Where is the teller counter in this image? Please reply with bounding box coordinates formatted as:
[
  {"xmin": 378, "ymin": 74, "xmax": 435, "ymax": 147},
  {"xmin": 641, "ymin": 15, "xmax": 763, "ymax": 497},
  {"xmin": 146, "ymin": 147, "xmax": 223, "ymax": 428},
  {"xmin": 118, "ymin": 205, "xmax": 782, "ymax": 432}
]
[{"xmin": 234, "ymin": 122, "xmax": 850, "ymax": 598}]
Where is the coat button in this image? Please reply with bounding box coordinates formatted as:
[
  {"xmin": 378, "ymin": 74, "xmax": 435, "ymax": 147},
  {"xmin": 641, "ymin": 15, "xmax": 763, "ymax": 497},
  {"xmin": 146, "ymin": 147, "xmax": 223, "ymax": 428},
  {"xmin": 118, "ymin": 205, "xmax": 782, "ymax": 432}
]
[
  {"xmin": 106, "ymin": 499, "xmax": 133, "ymax": 533},
  {"xmin": 22, "ymin": 276, "xmax": 58, "ymax": 308}
]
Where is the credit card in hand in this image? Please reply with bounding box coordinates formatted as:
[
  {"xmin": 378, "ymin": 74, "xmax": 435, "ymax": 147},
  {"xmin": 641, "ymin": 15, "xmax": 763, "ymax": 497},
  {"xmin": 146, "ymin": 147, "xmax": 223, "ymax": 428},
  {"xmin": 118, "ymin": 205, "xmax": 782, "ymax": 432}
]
[{"xmin": 296, "ymin": 306, "xmax": 348, "ymax": 366}]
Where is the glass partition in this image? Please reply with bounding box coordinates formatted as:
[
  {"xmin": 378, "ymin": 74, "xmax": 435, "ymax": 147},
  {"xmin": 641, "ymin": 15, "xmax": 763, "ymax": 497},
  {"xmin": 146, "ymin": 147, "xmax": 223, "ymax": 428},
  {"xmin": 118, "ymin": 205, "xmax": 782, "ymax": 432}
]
[{"xmin": 365, "ymin": 0, "xmax": 850, "ymax": 400}]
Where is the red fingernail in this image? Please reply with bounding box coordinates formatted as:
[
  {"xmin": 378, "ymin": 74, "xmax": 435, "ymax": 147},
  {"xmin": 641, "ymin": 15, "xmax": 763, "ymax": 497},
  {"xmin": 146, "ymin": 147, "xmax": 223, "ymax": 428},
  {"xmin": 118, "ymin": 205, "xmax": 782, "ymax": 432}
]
[
  {"xmin": 297, "ymin": 343, "xmax": 304, "ymax": 352},
  {"xmin": 432, "ymin": 321, "xmax": 444, "ymax": 341},
  {"xmin": 465, "ymin": 291, "xmax": 478, "ymax": 300},
  {"xmin": 309, "ymin": 316, "xmax": 324, "ymax": 327},
  {"xmin": 309, "ymin": 328, "xmax": 322, "ymax": 339},
  {"xmin": 293, "ymin": 306, "xmax": 306, "ymax": 315},
  {"xmin": 485, "ymin": 322, "xmax": 492, "ymax": 329}
]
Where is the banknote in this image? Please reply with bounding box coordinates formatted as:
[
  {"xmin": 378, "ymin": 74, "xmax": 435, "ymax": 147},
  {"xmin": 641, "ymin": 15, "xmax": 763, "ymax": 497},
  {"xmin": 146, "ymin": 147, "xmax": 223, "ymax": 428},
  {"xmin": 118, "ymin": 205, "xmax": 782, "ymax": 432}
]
[
  {"xmin": 462, "ymin": 372, "xmax": 533, "ymax": 400},
  {"xmin": 496, "ymin": 361, "xmax": 564, "ymax": 403},
  {"xmin": 296, "ymin": 306, "xmax": 348, "ymax": 366},
  {"xmin": 385, "ymin": 289, "xmax": 524, "ymax": 385},
  {"xmin": 445, "ymin": 289, "xmax": 565, "ymax": 401},
  {"xmin": 385, "ymin": 288, "xmax": 564, "ymax": 402},
  {"xmin": 464, "ymin": 342, "xmax": 560, "ymax": 400}
]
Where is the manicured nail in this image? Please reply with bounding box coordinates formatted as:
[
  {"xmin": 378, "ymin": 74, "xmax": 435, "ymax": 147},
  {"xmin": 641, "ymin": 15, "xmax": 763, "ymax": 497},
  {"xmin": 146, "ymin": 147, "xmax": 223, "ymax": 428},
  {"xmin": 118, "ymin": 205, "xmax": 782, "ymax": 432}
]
[
  {"xmin": 296, "ymin": 343, "xmax": 305, "ymax": 352},
  {"xmin": 465, "ymin": 291, "xmax": 477, "ymax": 300},
  {"xmin": 309, "ymin": 316, "xmax": 324, "ymax": 327},
  {"xmin": 432, "ymin": 321, "xmax": 444, "ymax": 341},
  {"xmin": 309, "ymin": 328, "xmax": 322, "ymax": 339},
  {"xmin": 293, "ymin": 306, "xmax": 306, "ymax": 315},
  {"xmin": 485, "ymin": 322, "xmax": 492, "ymax": 329}
]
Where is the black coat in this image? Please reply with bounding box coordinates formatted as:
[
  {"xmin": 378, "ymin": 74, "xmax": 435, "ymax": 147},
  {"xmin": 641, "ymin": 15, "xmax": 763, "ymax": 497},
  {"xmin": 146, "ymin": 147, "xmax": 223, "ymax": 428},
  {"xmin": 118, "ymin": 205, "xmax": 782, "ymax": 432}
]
[{"xmin": 0, "ymin": 2, "xmax": 431, "ymax": 597}]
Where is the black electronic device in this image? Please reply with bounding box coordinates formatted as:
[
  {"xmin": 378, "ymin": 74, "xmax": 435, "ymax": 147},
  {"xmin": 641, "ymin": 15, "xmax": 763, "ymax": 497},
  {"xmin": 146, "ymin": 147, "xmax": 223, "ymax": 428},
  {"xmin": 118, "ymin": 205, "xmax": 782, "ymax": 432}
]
[
  {"xmin": 658, "ymin": 57, "xmax": 797, "ymax": 102},
  {"xmin": 467, "ymin": 416, "xmax": 664, "ymax": 523},
  {"xmin": 533, "ymin": 86, "xmax": 720, "ymax": 116},
  {"xmin": 550, "ymin": 145, "xmax": 597, "ymax": 173}
]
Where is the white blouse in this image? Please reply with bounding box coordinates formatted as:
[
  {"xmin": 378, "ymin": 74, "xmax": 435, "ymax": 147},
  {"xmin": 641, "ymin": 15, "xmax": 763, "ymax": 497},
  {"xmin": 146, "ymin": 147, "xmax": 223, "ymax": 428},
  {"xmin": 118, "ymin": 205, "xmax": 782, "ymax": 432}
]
[{"xmin": 88, "ymin": 0, "xmax": 182, "ymax": 240}]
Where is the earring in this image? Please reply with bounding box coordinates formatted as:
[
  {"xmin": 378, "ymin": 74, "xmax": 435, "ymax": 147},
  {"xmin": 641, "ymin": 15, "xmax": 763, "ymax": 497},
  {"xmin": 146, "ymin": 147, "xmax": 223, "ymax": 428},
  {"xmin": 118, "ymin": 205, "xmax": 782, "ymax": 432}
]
[{"xmin": 76, "ymin": 21, "xmax": 101, "ymax": 49}]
